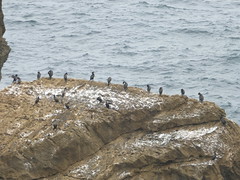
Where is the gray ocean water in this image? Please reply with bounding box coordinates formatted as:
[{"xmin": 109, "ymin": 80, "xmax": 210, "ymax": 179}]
[{"xmin": 1, "ymin": 0, "xmax": 240, "ymax": 124}]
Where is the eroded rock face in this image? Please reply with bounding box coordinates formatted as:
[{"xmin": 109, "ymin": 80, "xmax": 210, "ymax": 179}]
[
  {"xmin": 0, "ymin": 78, "xmax": 239, "ymax": 180},
  {"xmin": 0, "ymin": 0, "xmax": 10, "ymax": 80}
]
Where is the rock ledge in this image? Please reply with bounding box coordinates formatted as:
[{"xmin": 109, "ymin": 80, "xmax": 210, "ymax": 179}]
[{"xmin": 0, "ymin": 78, "xmax": 239, "ymax": 180}]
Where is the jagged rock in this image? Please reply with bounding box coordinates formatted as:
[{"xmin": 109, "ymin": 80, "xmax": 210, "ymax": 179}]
[
  {"xmin": 0, "ymin": 0, "xmax": 10, "ymax": 80},
  {"xmin": 0, "ymin": 78, "xmax": 239, "ymax": 180}
]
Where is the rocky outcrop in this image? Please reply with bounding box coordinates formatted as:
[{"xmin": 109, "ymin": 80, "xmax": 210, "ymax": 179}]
[
  {"xmin": 0, "ymin": 0, "xmax": 10, "ymax": 80},
  {"xmin": 0, "ymin": 78, "xmax": 239, "ymax": 180}
]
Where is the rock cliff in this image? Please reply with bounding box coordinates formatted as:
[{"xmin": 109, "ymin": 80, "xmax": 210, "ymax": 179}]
[
  {"xmin": 0, "ymin": 78, "xmax": 239, "ymax": 180},
  {"xmin": 0, "ymin": 0, "xmax": 10, "ymax": 80}
]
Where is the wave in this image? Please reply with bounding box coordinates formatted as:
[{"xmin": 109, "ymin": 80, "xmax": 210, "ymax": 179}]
[
  {"xmin": 229, "ymin": 36, "xmax": 240, "ymax": 40},
  {"xmin": 174, "ymin": 28, "xmax": 213, "ymax": 35},
  {"xmin": 138, "ymin": 1, "xmax": 149, "ymax": 5},
  {"xmin": 226, "ymin": 53, "xmax": 240, "ymax": 61},
  {"xmin": 86, "ymin": 30, "xmax": 101, "ymax": 35},
  {"xmin": 61, "ymin": 34, "xmax": 79, "ymax": 38},
  {"xmin": 155, "ymin": 4, "xmax": 176, "ymax": 9},
  {"xmin": 11, "ymin": 20, "xmax": 40, "ymax": 25}
]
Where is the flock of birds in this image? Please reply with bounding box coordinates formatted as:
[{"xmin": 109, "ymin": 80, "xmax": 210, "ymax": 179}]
[
  {"xmin": 11, "ymin": 70, "xmax": 205, "ymax": 103},
  {"xmin": 10, "ymin": 70, "xmax": 227, "ymax": 129},
  {"xmin": 11, "ymin": 70, "xmax": 204, "ymax": 105},
  {"xmin": 8, "ymin": 71, "xmax": 228, "ymax": 163}
]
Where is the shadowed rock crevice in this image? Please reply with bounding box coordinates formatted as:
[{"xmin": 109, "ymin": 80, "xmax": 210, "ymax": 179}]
[{"xmin": 0, "ymin": 78, "xmax": 239, "ymax": 180}]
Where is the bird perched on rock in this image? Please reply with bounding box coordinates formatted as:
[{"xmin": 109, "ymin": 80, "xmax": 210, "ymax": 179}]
[
  {"xmin": 220, "ymin": 115, "xmax": 227, "ymax": 126},
  {"xmin": 107, "ymin": 77, "xmax": 112, "ymax": 86},
  {"xmin": 53, "ymin": 95, "xmax": 59, "ymax": 103},
  {"xmin": 34, "ymin": 96, "xmax": 40, "ymax": 105},
  {"xmin": 52, "ymin": 121, "xmax": 58, "ymax": 130},
  {"xmin": 212, "ymin": 152, "xmax": 217, "ymax": 160},
  {"xmin": 97, "ymin": 96, "xmax": 103, "ymax": 103},
  {"xmin": 37, "ymin": 71, "xmax": 41, "ymax": 80},
  {"xmin": 64, "ymin": 73, "xmax": 68, "ymax": 82},
  {"xmin": 147, "ymin": 84, "xmax": 151, "ymax": 93},
  {"xmin": 105, "ymin": 100, "xmax": 113, "ymax": 109},
  {"xmin": 90, "ymin": 72, "xmax": 95, "ymax": 81},
  {"xmin": 198, "ymin": 92, "xmax": 204, "ymax": 103},
  {"xmin": 123, "ymin": 81, "xmax": 128, "ymax": 91},
  {"xmin": 16, "ymin": 77, "xmax": 21, "ymax": 84},
  {"xmin": 65, "ymin": 102, "xmax": 70, "ymax": 109},
  {"xmin": 62, "ymin": 88, "xmax": 67, "ymax": 98},
  {"xmin": 181, "ymin": 89, "xmax": 185, "ymax": 96},
  {"xmin": 48, "ymin": 70, "xmax": 53, "ymax": 79},
  {"xmin": 159, "ymin": 87, "xmax": 163, "ymax": 96},
  {"xmin": 11, "ymin": 74, "xmax": 18, "ymax": 83}
]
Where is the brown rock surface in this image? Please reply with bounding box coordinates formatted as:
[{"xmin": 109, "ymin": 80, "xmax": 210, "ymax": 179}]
[
  {"xmin": 0, "ymin": 0, "xmax": 10, "ymax": 80},
  {"xmin": 0, "ymin": 78, "xmax": 239, "ymax": 180}
]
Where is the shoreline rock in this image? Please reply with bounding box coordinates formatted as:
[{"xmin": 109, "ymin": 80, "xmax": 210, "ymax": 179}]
[
  {"xmin": 0, "ymin": 78, "xmax": 239, "ymax": 180},
  {"xmin": 0, "ymin": 0, "xmax": 10, "ymax": 80}
]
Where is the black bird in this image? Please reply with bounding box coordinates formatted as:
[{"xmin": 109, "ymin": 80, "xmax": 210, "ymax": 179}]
[
  {"xmin": 147, "ymin": 84, "xmax": 151, "ymax": 93},
  {"xmin": 212, "ymin": 152, "xmax": 217, "ymax": 160},
  {"xmin": 90, "ymin": 72, "xmax": 95, "ymax": 81},
  {"xmin": 65, "ymin": 102, "xmax": 70, "ymax": 109},
  {"xmin": 123, "ymin": 81, "xmax": 128, "ymax": 91},
  {"xmin": 52, "ymin": 120, "xmax": 58, "ymax": 130},
  {"xmin": 17, "ymin": 77, "xmax": 21, "ymax": 84},
  {"xmin": 48, "ymin": 70, "xmax": 53, "ymax": 79},
  {"xmin": 105, "ymin": 100, "xmax": 112, "ymax": 109},
  {"xmin": 62, "ymin": 88, "xmax": 67, "ymax": 98},
  {"xmin": 64, "ymin": 73, "xmax": 68, "ymax": 82},
  {"xmin": 34, "ymin": 96, "xmax": 40, "ymax": 105},
  {"xmin": 107, "ymin": 77, "xmax": 112, "ymax": 86},
  {"xmin": 97, "ymin": 96, "xmax": 103, "ymax": 103},
  {"xmin": 106, "ymin": 102, "xmax": 110, "ymax": 109},
  {"xmin": 159, "ymin": 87, "xmax": 163, "ymax": 96},
  {"xmin": 220, "ymin": 115, "xmax": 227, "ymax": 126},
  {"xmin": 53, "ymin": 123, "xmax": 57, "ymax": 130},
  {"xmin": 181, "ymin": 89, "xmax": 185, "ymax": 96},
  {"xmin": 198, "ymin": 92, "xmax": 204, "ymax": 103},
  {"xmin": 11, "ymin": 74, "xmax": 18, "ymax": 83},
  {"xmin": 37, "ymin": 71, "xmax": 41, "ymax": 80},
  {"xmin": 53, "ymin": 95, "xmax": 59, "ymax": 103}
]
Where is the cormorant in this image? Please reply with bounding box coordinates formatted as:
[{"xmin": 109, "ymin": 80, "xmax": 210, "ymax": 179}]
[
  {"xmin": 53, "ymin": 123, "xmax": 57, "ymax": 130},
  {"xmin": 123, "ymin": 81, "xmax": 128, "ymax": 91},
  {"xmin": 159, "ymin": 87, "xmax": 163, "ymax": 96},
  {"xmin": 198, "ymin": 92, "xmax": 204, "ymax": 103},
  {"xmin": 105, "ymin": 100, "xmax": 112, "ymax": 109},
  {"xmin": 11, "ymin": 74, "xmax": 18, "ymax": 83},
  {"xmin": 65, "ymin": 102, "xmax": 70, "ymax": 109},
  {"xmin": 34, "ymin": 96, "xmax": 40, "ymax": 105},
  {"xmin": 107, "ymin": 77, "xmax": 112, "ymax": 86},
  {"xmin": 64, "ymin": 73, "xmax": 68, "ymax": 82},
  {"xmin": 147, "ymin": 85, "xmax": 151, "ymax": 93},
  {"xmin": 220, "ymin": 115, "xmax": 227, "ymax": 126},
  {"xmin": 97, "ymin": 96, "xmax": 103, "ymax": 103},
  {"xmin": 181, "ymin": 89, "xmax": 185, "ymax": 96},
  {"xmin": 37, "ymin": 71, "xmax": 41, "ymax": 80},
  {"xmin": 48, "ymin": 70, "xmax": 53, "ymax": 79},
  {"xmin": 212, "ymin": 152, "xmax": 217, "ymax": 160},
  {"xmin": 90, "ymin": 72, "xmax": 95, "ymax": 81},
  {"xmin": 53, "ymin": 95, "xmax": 59, "ymax": 103},
  {"xmin": 17, "ymin": 77, "xmax": 21, "ymax": 84}
]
